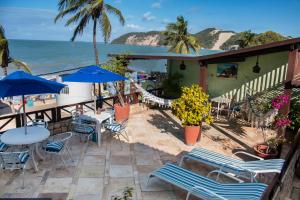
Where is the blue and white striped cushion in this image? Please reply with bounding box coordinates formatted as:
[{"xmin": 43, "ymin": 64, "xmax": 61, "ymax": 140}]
[
  {"xmin": 44, "ymin": 141, "xmax": 64, "ymax": 152},
  {"xmin": 18, "ymin": 152, "xmax": 29, "ymax": 164},
  {"xmin": 185, "ymin": 148, "xmax": 285, "ymax": 175},
  {"xmin": 74, "ymin": 125, "xmax": 95, "ymax": 134},
  {"xmin": 0, "ymin": 141, "xmax": 7, "ymax": 152},
  {"xmin": 152, "ymin": 163, "xmax": 267, "ymax": 200},
  {"xmin": 106, "ymin": 123, "xmax": 121, "ymax": 132}
]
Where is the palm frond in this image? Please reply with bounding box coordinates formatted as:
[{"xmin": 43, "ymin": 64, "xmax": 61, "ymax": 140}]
[
  {"xmin": 10, "ymin": 59, "xmax": 32, "ymax": 73},
  {"xmin": 104, "ymin": 4, "xmax": 125, "ymax": 25},
  {"xmin": 0, "ymin": 25, "xmax": 5, "ymax": 39},
  {"xmin": 54, "ymin": 1, "xmax": 85, "ymax": 22},
  {"xmin": 99, "ymin": 12, "xmax": 112, "ymax": 43},
  {"xmin": 71, "ymin": 14, "xmax": 91, "ymax": 41},
  {"xmin": 65, "ymin": 6, "xmax": 89, "ymax": 26}
]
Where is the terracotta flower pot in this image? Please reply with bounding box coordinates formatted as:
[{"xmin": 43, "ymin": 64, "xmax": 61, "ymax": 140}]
[
  {"xmin": 184, "ymin": 126, "xmax": 201, "ymax": 145},
  {"xmin": 114, "ymin": 103, "xmax": 130, "ymax": 122},
  {"xmin": 253, "ymin": 144, "xmax": 278, "ymax": 159}
]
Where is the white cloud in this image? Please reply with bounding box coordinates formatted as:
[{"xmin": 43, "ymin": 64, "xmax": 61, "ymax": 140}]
[
  {"xmin": 126, "ymin": 23, "xmax": 142, "ymax": 30},
  {"xmin": 151, "ymin": 2, "xmax": 161, "ymax": 9},
  {"xmin": 142, "ymin": 12, "xmax": 156, "ymax": 21}
]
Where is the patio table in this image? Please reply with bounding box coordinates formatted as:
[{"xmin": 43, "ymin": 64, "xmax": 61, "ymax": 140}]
[
  {"xmin": 79, "ymin": 110, "xmax": 114, "ymax": 147},
  {"xmin": 0, "ymin": 126, "xmax": 50, "ymax": 172},
  {"xmin": 211, "ymin": 97, "xmax": 231, "ymax": 119}
]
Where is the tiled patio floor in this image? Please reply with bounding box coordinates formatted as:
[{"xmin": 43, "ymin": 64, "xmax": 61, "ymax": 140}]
[{"xmin": 0, "ymin": 108, "xmax": 271, "ymax": 200}]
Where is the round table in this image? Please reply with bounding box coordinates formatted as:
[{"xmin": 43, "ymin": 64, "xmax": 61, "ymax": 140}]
[{"xmin": 1, "ymin": 126, "xmax": 50, "ymax": 172}]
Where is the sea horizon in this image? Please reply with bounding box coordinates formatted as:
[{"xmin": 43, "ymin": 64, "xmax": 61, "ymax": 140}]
[{"xmin": 3, "ymin": 39, "xmax": 170, "ymax": 76}]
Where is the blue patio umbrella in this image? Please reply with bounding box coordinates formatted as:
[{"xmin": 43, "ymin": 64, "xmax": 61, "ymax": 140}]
[
  {"xmin": 62, "ymin": 65, "xmax": 127, "ymax": 112},
  {"xmin": 62, "ymin": 65, "xmax": 127, "ymax": 83},
  {"xmin": 0, "ymin": 71, "xmax": 66, "ymax": 133}
]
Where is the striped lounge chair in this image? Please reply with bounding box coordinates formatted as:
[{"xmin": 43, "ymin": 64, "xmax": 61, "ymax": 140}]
[
  {"xmin": 179, "ymin": 147, "xmax": 285, "ymax": 182},
  {"xmin": 148, "ymin": 163, "xmax": 267, "ymax": 200}
]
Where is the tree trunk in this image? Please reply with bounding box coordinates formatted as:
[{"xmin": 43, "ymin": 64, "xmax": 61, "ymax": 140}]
[
  {"xmin": 2, "ymin": 66, "xmax": 8, "ymax": 76},
  {"xmin": 93, "ymin": 19, "xmax": 100, "ymax": 65}
]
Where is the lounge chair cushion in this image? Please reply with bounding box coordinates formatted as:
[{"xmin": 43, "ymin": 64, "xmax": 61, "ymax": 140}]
[
  {"xmin": 44, "ymin": 141, "xmax": 64, "ymax": 152},
  {"xmin": 0, "ymin": 141, "xmax": 7, "ymax": 152},
  {"xmin": 151, "ymin": 163, "xmax": 267, "ymax": 200},
  {"xmin": 185, "ymin": 148, "xmax": 285, "ymax": 174}
]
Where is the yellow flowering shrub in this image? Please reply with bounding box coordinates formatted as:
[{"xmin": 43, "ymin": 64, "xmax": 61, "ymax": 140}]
[{"xmin": 172, "ymin": 84, "xmax": 213, "ymax": 126}]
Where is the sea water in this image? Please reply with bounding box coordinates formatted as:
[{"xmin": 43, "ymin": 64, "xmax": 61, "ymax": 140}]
[{"xmin": 3, "ymin": 39, "xmax": 169, "ymax": 76}]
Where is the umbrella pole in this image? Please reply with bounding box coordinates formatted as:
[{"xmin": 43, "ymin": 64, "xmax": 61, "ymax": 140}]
[
  {"xmin": 22, "ymin": 95, "xmax": 28, "ymax": 134},
  {"xmin": 93, "ymin": 83, "xmax": 97, "ymax": 114}
]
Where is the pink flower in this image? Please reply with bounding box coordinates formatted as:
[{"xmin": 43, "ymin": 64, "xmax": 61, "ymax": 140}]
[
  {"xmin": 271, "ymin": 94, "xmax": 290, "ymax": 110},
  {"xmin": 274, "ymin": 118, "xmax": 291, "ymax": 127}
]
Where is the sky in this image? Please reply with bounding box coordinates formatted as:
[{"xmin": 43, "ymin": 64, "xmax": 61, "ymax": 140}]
[{"xmin": 0, "ymin": 0, "xmax": 299, "ymax": 42}]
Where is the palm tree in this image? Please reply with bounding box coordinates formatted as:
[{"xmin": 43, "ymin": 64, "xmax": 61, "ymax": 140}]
[
  {"xmin": 0, "ymin": 25, "xmax": 31, "ymax": 76},
  {"xmin": 55, "ymin": 0, "xmax": 125, "ymax": 65},
  {"xmin": 163, "ymin": 16, "xmax": 200, "ymax": 54},
  {"xmin": 238, "ymin": 30, "xmax": 256, "ymax": 48}
]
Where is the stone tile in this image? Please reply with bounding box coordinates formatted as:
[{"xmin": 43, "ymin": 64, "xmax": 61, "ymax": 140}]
[
  {"xmin": 106, "ymin": 178, "xmax": 136, "ymax": 200},
  {"xmin": 109, "ymin": 165, "xmax": 133, "ymax": 178},
  {"xmin": 110, "ymin": 155, "xmax": 131, "ymax": 165},
  {"xmin": 135, "ymin": 155, "xmax": 156, "ymax": 165},
  {"xmin": 74, "ymin": 178, "xmax": 103, "ymax": 194},
  {"xmin": 139, "ymin": 175, "xmax": 172, "ymax": 192},
  {"xmin": 48, "ymin": 166, "xmax": 76, "ymax": 178},
  {"xmin": 142, "ymin": 191, "xmax": 178, "ymax": 200},
  {"xmin": 136, "ymin": 165, "xmax": 162, "ymax": 174},
  {"xmin": 83, "ymin": 155, "xmax": 105, "ymax": 166},
  {"xmin": 5, "ymin": 173, "xmax": 42, "ymax": 195},
  {"xmin": 86, "ymin": 146, "xmax": 106, "ymax": 156},
  {"xmin": 38, "ymin": 192, "xmax": 68, "ymax": 200},
  {"xmin": 71, "ymin": 193, "xmax": 102, "ymax": 200},
  {"xmin": 79, "ymin": 165, "xmax": 105, "ymax": 178},
  {"xmin": 42, "ymin": 178, "xmax": 72, "ymax": 193}
]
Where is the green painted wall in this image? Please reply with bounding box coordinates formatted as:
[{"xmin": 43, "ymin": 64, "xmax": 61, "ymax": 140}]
[
  {"xmin": 168, "ymin": 60, "xmax": 200, "ymax": 87},
  {"xmin": 169, "ymin": 51, "xmax": 289, "ymax": 101}
]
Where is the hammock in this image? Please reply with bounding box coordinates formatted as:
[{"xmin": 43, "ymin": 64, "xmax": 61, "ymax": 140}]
[{"xmin": 134, "ymin": 83, "xmax": 174, "ymax": 107}]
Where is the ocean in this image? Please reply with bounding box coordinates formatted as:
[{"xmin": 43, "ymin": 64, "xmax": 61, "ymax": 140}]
[{"xmin": 3, "ymin": 39, "xmax": 169, "ymax": 76}]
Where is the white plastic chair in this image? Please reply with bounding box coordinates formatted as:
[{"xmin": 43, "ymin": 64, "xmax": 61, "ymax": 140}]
[
  {"xmin": 42, "ymin": 132, "xmax": 74, "ymax": 167},
  {"xmin": 0, "ymin": 149, "xmax": 30, "ymax": 188}
]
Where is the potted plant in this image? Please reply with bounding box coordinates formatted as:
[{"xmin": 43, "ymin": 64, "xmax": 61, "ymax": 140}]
[
  {"xmin": 253, "ymin": 93, "xmax": 291, "ymax": 159},
  {"xmin": 172, "ymin": 84, "xmax": 213, "ymax": 145},
  {"xmin": 103, "ymin": 55, "xmax": 131, "ymax": 122}
]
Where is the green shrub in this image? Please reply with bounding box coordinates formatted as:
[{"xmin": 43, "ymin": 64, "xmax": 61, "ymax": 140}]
[{"xmin": 172, "ymin": 84, "xmax": 213, "ymax": 126}]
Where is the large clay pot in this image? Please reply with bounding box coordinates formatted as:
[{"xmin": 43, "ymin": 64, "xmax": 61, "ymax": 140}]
[
  {"xmin": 114, "ymin": 103, "xmax": 130, "ymax": 122},
  {"xmin": 184, "ymin": 126, "xmax": 200, "ymax": 145},
  {"xmin": 253, "ymin": 144, "xmax": 278, "ymax": 159}
]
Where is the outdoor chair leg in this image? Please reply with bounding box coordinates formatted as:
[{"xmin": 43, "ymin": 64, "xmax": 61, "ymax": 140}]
[
  {"xmin": 60, "ymin": 155, "xmax": 67, "ymax": 167},
  {"xmin": 179, "ymin": 156, "xmax": 186, "ymax": 166},
  {"xmin": 21, "ymin": 168, "xmax": 25, "ymax": 189},
  {"xmin": 185, "ymin": 191, "xmax": 192, "ymax": 200},
  {"xmin": 66, "ymin": 146, "xmax": 74, "ymax": 162}
]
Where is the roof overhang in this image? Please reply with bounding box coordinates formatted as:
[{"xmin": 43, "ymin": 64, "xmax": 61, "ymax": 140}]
[{"xmin": 109, "ymin": 37, "xmax": 300, "ymax": 64}]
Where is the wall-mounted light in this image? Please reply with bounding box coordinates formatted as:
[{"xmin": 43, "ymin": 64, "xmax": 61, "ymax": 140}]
[
  {"xmin": 252, "ymin": 56, "xmax": 261, "ymax": 73},
  {"xmin": 180, "ymin": 61, "xmax": 186, "ymax": 70}
]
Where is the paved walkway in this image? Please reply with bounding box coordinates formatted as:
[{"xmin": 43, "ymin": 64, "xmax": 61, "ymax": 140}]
[{"xmin": 0, "ymin": 108, "xmax": 269, "ymax": 200}]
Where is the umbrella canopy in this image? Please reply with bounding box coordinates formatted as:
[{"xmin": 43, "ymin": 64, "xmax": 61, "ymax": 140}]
[
  {"xmin": 0, "ymin": 71, "xmax": 66, "ymax": 98},
  {"xmin": 62, "ymin": 65, "xmax": 127, "ymax": 83},
  {"xmin": 0, "ymin": 71, "xmax": 65, "ymax": 134}
]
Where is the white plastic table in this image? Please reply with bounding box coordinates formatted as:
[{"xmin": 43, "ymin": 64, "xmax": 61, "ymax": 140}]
[
  {"xmin": 0, "ymin": 126, "xmax": 50, "ymax": 172},
  {"xmin": 211, "ymin": 97, "xmax": 231, "ymax": 119},
  {"xmin": 79, "ymin": 110, "xmax": 114, "ymax": 147}
]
